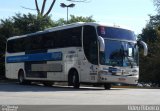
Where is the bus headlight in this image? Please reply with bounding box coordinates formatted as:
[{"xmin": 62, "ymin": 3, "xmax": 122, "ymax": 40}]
[
  {"xmin": 131, "ymin": 69, "xmax": 138, "ymax": 76},
  {"xmin": 132, "ymin": 69, "xmax": 138, "ymax": 73}
]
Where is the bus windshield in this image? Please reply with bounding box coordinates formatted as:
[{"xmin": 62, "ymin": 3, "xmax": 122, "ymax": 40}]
[
  {"xmin": 100, "ymin": 40, "xmax": 138, "ymax": 67},
  {"xmin": 97, "ymin": 26, "xmax": 136, "ymax": 41},
  {"xmin": 97, "ymin": 26, "xmax": 138, "ymax": 67}
]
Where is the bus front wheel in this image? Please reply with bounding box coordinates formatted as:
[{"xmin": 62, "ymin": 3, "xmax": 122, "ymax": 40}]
[
  {"xmin": 68, "ymin": 69, "xmax": 80, "ymax": 89},
  {"xmin": 104, "ymin": 83, "xmax": 111, "ymax": 90}
]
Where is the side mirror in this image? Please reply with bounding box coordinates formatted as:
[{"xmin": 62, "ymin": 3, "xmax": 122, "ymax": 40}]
[
  {"xmin": 98, "ymin": 36, "xmax": 105, "ymax": 52},
  {"xmin": 138, "ymin": 41, "xmax": 148, "ymax": 56}
]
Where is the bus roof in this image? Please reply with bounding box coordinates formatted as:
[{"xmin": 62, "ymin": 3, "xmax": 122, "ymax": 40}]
[{"xmin": 7, "ymin": 22, "xmax": 133, "ymax": 41}]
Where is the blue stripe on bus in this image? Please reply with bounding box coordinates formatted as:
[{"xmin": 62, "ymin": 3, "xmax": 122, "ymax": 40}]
[{"xmin": 6, "ymin": 52, "xmax": 62, "ymax": 63}]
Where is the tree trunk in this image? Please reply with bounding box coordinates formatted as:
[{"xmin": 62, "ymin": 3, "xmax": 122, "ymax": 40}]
[
  {"xmin": 35, "ymin": 0, "xmax": 40, "ymax": 15},
  {"xmin": 44, "ymin": 0, "xmax": 56, "ymax": 17},
  {"xmin": 41, "ymin": 0, "xmax": 47, "ymax": 15}
]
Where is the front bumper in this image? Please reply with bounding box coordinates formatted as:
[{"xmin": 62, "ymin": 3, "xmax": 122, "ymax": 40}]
[{"xmin": 99, "ymin": 74, "xmax": 138, "ymax": 85}]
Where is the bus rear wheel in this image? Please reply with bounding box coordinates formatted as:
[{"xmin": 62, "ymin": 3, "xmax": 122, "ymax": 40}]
[
  {"xmin": 18, "ymin": 70, "xmax": 28, "ymax": 85},
  {"xmin": 68, "ymin": 70, "xmax": 80, "ymax": 89},
  {"xmin": 104, "ymin": 83, "xmax": 111, "ymax": 90}
]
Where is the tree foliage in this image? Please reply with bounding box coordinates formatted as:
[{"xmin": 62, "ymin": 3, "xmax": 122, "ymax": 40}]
[
  {"xmin": 55, "ymin": 15, "xmax": 95, "ymax": 25},
  {"xmin": 136, "ymin": 1, "xmax": 160, "ymax": 86},
  {"xmin": 139, "ymin": 14, "xmax": 160, "ymax": 86},
  {"xmin": 154, "ymin": 0, "xmax": 160, "ymax": 13},
  {"xmin": 0, "ymin": 13, "xmax": 54, "ymax": 38}
]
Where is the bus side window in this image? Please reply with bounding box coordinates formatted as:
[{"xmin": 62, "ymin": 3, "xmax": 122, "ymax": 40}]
[
  {"xmin": 54, "ymin": 27, "xmax": 82, "ymax": 48},
  {"xmin": 7, "ymin": 40, "xmax": 13, "ymax": 53},
  {"xmin": 42, "ymin": 32, "xmax": 55, "ymax": 49},
  {"xmin": 70, "ymin": 27, "xmax": 82, "ymax": 47}
]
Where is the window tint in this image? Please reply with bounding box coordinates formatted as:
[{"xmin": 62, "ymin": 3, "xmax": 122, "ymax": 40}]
[
  {"xmin": 7, "ymin": 26, "xmax": 82, "ymax": 53},
  {"xmin": 54, "ymin": 27, "xmax": 82, "ymax": 48},
  {"xmin": 42, "ymin": 33, "xmax": 55, "ymax": 49},
  {"xmin": 83, "ymin": 26, "xmax": 98, "ymax": 65},
  {"xmin": 7, "ymin": 38, "xmax": 26, "ymax": 53},
  {"xmin": 30, "ymin": 35, "xmax": 43, "ymax": 50},
  {"xmin": 97, "ymin": 26, "xmax": 136, "ymax": 41}
]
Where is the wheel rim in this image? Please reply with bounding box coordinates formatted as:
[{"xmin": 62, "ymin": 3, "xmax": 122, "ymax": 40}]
[
  {"xmin": 73, "ymin": 74, "xmax": 76, "ymax": 84},
  {"xmin": 19, "ymin": 75, "xmax": 23, "ymax": 83},
  {"xmin": 19, "ymin": 72, "xmax": 24, "ymax": 83}
]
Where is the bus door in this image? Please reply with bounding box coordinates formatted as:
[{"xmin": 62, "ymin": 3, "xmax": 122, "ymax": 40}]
[{"xmin": 80, "ymin": 25, "xmax": 99, "ymax": 82}]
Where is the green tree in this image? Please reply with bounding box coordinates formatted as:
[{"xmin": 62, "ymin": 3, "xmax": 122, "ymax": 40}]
[
  {"xmin": 154, "ymin": 0, "xmax": 160, "ymax": 13},
  {"xmin": 13, "ymin": 13, "xmax": 54, "ymax": 34},
  {"xmin": 139, "ymin": 14, "xmax": 160, "ymax": 86},
  {"xmin": 55, "ymin": 15, "xmax": 95, "ymax": 25},
  {"xmin": 0, "ymin": 13, "xmax": 54, "ymax": 38},
  {"xmin": 68, "ymin": 15, "xmax": 95, "ymax": 23}
]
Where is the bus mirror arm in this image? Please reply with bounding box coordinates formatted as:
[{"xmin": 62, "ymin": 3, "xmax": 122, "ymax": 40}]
[
  {"xmin": 98, "ymin": 36, "xmax": 105, "ymax": 52},
  {"xmin": 138, "ymin": 40, "xmax": 148, "ymax": 56}
]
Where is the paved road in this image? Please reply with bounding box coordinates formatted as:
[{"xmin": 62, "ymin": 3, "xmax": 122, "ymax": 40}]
[{"xmin": 0, "ymin": 82, "xmax": 160, "ymax": 105}]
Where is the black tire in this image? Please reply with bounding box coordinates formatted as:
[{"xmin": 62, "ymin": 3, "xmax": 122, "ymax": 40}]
[
  {"xmin": 43, "ymin": 82, "xmax": 54, "ymax": 87},
  {"xmin": 104, "ymin": 83, "xmax": 111, "ymax": 90},
  {"xmin": 18, "ymin": 70, "xmax": 27, "ymax": 85},
  {"xmin": 68, "ymin": 70, "xmax": 80, "ymax": 89}
]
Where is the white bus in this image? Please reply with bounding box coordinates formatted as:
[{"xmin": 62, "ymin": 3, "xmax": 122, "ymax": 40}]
[{"xmin": 5, "ymin": 22, "xmax": 148, "ymax": 89}]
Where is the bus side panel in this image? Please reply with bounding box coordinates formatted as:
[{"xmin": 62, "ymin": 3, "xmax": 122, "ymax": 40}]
[
  {"xmin": 5, "ymin": 52, "xmax": 25, "ymax": 79},
  {"xmin": 5, "ymin": 63, "xmax": 24, "ymax": 79},
  {"xmin": 46, "ymin": 49, "xmax": 65, "ymax": 81},
  {"xmin": 46, "ymin": 61, "xmax": 63, "ymax": 81},
  {"xmin": 64, "ymin": 48, "xmax": 82, "ymax": 81},
  {"xmin": 5, "ymin": 63, "xmax": 11, "ymax": 79}
]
